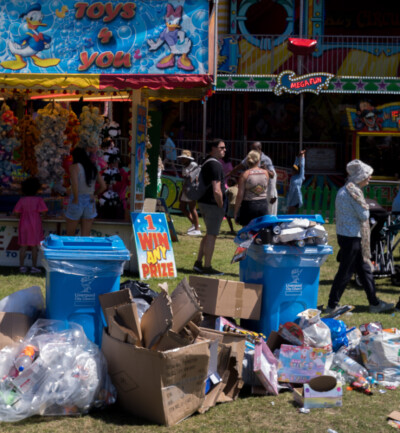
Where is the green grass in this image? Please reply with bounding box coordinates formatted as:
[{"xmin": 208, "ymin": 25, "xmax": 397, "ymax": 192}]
[{"xmin": 0, "ymin": 215, "xmax": 400, "ymax": 432}]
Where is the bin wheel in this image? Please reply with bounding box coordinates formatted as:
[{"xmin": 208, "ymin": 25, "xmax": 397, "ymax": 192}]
[
  {"xmin": 354, "ymin": 274, "xmax": 363, "ymax": 288},
  {"xmin": 391, "ymin": 265, "xmax": 400, "ymax": 286}
]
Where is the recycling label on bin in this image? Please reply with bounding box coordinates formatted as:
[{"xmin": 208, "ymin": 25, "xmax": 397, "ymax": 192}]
[
  {"xmin": 74, "ymin": 275, "xmax": 96, "ymax": 307},
  {"xmin": 285, "ymin": 269, "xmax": 303, "ymax": 296}
]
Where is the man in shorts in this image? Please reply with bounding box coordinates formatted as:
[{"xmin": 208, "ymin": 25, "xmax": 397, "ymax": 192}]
[{"xmin": 193, "ymin": 139, "xmax": 227, "ymax": 275}]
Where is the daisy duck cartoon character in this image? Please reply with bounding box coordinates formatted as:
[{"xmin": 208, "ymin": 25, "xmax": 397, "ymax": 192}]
[
  {"xmin": 1, "ymin": 3, "xmax": 60, "ymax": 71},
  {"xmin": 147, "ymin": 4, "xmax": 194, "ymax": 71}
]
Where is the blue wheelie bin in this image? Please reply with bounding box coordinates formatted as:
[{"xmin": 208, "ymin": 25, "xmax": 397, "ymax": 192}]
[
  {"xmin": 238, "ymin": 215, "xmax": 332, "ymax": 338},
  {"xmin": 41, "ymin": 234, "xmax": 131, "ymax": 345}
]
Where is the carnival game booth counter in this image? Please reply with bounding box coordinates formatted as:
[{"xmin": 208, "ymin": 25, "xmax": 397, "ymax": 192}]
[
  {"xmin": 0, "ymin": 0, "xmax": 214, "ymax": 270},
  {"xmin": 0, "ymin": 215, "xmax": 137, "ymax": 271}
]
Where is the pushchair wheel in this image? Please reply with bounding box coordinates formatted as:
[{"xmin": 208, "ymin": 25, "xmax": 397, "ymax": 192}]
[{"xmin": 391, "ymin": 265, "xmax": 400, "ymax": 286}]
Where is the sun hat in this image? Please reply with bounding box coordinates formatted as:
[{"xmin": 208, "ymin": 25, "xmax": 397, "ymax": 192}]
[
  {"xmin": 346, "ymin": 159, "xmax": 373, "ymax": 184},
  {"xmin": 177, "ymin": 149, "xmax": 194, "ymax": 160}
]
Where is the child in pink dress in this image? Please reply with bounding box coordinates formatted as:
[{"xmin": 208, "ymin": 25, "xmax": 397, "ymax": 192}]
[{"xmin": 13, "ymin": 177, "xmax": 48, "ymax": 274}]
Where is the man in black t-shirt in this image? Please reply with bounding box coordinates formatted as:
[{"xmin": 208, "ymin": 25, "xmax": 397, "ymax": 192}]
[{"xmin": 193, "ymin": 139, "xmax": 227, "ymax": 275}]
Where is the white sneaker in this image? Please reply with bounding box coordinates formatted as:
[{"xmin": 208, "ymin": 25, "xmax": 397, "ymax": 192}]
[
  {"xmin": 369, "ymin": 299, "xmax": 394, "ymax": 313},
  {"xmin": 188, "ymin": 230, "xmax": 202, "ymax": 236},
  {"xmin": 187, "ymin": 225, "xmax": 200, "ymax": 233}
]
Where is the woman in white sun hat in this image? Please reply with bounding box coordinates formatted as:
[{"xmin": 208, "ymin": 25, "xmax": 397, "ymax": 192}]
[
  {"xmin": 325, "ymin": 159, "xmax": 394, "ymax": 314},
  {"xmin": 178, "ymin": 150, "xmax": 201, "ymax": 236}
]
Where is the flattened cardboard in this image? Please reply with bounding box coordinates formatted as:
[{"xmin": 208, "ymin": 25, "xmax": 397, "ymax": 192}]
[
  {"xmin": 140, "ymin": 288, "xmax": 173, "ymax": 349},
  {"xmin": 115, "ymin": 302, "xmax": 142, "ymax": 342},
  {"xmin": 189, "ymin": 275, "xmax": 262, "ymax": 320},
  {"xmin": 99, "ymin": 289, "xmax": 133, "ymax": 321},
  {"xmin": 153, "ymin": 329, "xmax": 191, "ymax": 352},
  {"xmin": 108, "ymin": 315, "xmax": 141, "ymax": 345},
  {"xmin": 197, "ymin": 340, "xmax": 231, "ymax": 414},
  {"xmin": 101, "ymin": 331, "xmax": 210, "ymax": 426},
  {"xmin": 198, "ymin": 327, "xmax": 246, "ymax": 402},
  {"xmin": 293, "ymin": 375, "xmax": 343, "ymax": 409},
  {"xmin": 0, "ymin": 312, "xmax": 32, "ymax": 349},
  {"xmin": 170, "ymin": 278, "xmax": 202, "ymax": 332}
]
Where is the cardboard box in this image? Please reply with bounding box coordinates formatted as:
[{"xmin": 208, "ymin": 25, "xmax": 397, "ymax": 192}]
[
  {"xmin": 293, "ymin": 375, "xmax": 343, "ymax": 409},
  {"xmin": 189, "ymin": 275, "xmax": 262, "ymax": 320},
  {"xmin": 277, "ymin": 344, "xmax": 328, "ymax": 383},
  {"xmin": 0, "ymin": 312, "xmax": 32, "ymax": 349},
  {"xmin": 387, "ymin": 411, "xmax": 400, "ymax": 429},
  {"xmin": 100, "ymin": 280, "xmax": 211, "ymax": 426},
  {"xmin": 102, "ymin": 331, "xmax": 210, "ymax": 426}
]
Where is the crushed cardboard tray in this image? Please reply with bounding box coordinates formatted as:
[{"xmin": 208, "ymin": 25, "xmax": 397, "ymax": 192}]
[{"xmin": 293, "ymin": 376, "xmax": 343, "ymax": 409}]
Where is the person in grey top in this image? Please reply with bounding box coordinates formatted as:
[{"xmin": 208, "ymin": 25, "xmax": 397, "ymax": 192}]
[{"xmin": 325, "ymin": 160, "xmax": 394, "ymax": 314}]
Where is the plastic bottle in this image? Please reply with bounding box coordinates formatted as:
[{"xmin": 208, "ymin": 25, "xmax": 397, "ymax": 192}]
[
  {"xmin": 346, "ymin": 327, "xmax": 361, "ymax": 349},
  {"xmin": 14, "ymin": 345, "xmax": 38, "ymax": 373},
  {"xmin": 331, "ymin": 347, "xmax": 368, "ymax": 380}
]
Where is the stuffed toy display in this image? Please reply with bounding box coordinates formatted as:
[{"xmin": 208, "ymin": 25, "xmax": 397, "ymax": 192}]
[
  {"xmin": 98, "ymin": 188, "xmax": 124, "ymax": 219},
  {"xmin": 35, "ymin": 102, "xmax": 70, "ymax": 195},
  {"xmin": 0, "ymin": 103, "xmax": 20, "ymax": 187},
  {"xmin": 15, "ymin": 114, "xmax": 40, "ymax": 177}
]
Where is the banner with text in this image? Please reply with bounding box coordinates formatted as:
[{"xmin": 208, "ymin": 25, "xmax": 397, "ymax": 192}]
[
  {"xmin": 0, "ymin": 0, "xmax": 208, "ymax": 74},
  {"xmin": 131, "ymin": 212, "xmax": 177, "ymax": 280}
]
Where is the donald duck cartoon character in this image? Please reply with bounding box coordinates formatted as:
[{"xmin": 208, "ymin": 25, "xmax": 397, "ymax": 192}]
[
  {"xmin": 147, "ymin": 3, "xmax": 194, "ymax": 71},
  {"xmin": 1, "ymin": 3, "xmax": 60, "ymax": 70}
]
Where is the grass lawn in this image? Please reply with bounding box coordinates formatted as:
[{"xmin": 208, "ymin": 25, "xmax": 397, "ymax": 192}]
[{"xmin": 0, "ymin": 214, "xmax": 399, "ymax": 432}]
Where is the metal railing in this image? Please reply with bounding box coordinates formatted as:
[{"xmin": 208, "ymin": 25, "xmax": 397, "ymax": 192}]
[
  {"xmin": 218, "ymin": 34, "xmax": 400, "ymax": 77},
  {"xmin": 165, "ymin": 139, "xmax": 348, "ymax": 175}
]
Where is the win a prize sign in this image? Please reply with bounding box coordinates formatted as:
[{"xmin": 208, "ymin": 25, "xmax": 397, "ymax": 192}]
[{"xmin": 131, "ymin": 212, "xmax": 177, "ymax": 280}]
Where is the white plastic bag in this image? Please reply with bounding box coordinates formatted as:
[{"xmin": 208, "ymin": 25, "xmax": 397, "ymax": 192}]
[
  {"xmin": 0, "ymin": 319, "xmax": 116, "ymax": 422},
  {"xmin": 0, "ymin": 286, "xmax": 44, "ymax": 319},
  {"xmin": 297, "ymin": 309, "xmax": 332, "ymax": 352},
  {"xmin": 360, "ymin": 329, "xmax": 400, "ymax": 385}
]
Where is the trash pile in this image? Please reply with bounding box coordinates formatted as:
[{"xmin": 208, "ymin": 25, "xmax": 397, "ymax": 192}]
[
  {"xmin": 232, "ymin": 215, "xmax": 329, "ymax": 263},
  {"xmin": 0, "ymin": 320, "xmax": 115, "ymax": 422},
  {"xmin": 2, "ymin": 276, "xmax": 400, "ymax": 426}
]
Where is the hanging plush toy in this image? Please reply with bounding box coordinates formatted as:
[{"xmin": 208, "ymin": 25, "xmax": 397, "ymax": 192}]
[
  {"xmin": 0, "ymin": 103, "xmax": 20, "ymax": 187},
  {"xmin": 16, "ymin": 114, "xmax": 40, "ymax": 176},
  {"xmin": 78, "ymin": 106, "xmax": 105, "ymax": 170},
  {"xmin": 35, "ymin": 102, "xmax": 70, "ymax": 194}
]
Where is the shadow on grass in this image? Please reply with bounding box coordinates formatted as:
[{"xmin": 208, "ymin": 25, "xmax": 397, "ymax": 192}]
[
  {"xmin": 0, "ymin": 266, "xmax": 45, "ymax": 277},
  {"xmin": 176, "ymin": 267, "xmax": 239, "ymax": 279},
  {"xmin": 89, "ymin": 405, "xmax": 154, "ymax": 427}
]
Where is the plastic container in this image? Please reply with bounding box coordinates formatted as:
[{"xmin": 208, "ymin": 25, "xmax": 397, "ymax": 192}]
[
  {"xmin": 41, "ymin": 234, "xmax": 131, "ymax": 345},
  {"xmin": 239, "ymin": 215, "xmax": 332, "ymax": 338},
  {"xmin": 331, "ymin": 347, "xmax": 369, "ymax": 380}
]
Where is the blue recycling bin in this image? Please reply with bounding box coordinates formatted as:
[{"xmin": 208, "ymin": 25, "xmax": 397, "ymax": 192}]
[
  {"xmin": 41, "ymin": 234, "xmax": 131, "ymax": 345},
  {"xmin": 239, "ymin": 215, "xmax": 332, "ymax": 338}
]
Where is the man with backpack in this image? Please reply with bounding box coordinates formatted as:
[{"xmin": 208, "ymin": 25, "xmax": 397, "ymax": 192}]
[{"xmin": 193, "ymin": 139, "xmax": 227, "ymax": 275}]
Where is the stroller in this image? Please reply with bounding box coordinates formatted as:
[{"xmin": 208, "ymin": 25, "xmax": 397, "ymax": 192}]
[{"xmin": 355, "ymin": 199, "xmax": 400, "ymax": 286}]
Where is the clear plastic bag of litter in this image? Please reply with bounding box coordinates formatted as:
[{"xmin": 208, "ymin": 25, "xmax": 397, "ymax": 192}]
[{"xmin": 0, "ymin": 319, "xmax": 116, "ymax": 422}]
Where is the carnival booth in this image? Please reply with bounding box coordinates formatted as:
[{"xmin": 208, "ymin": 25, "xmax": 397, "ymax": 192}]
[
  {"xmin": 346, "ymin": 102, "xmax": 400, "ymax": 208},
  {"xmin": 0, "ymin": 0, "xmax": 213, "ymax": 270}
]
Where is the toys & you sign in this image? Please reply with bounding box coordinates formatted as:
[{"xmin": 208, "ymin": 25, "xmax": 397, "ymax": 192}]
[{"xmin": 0, "ymin": 0, "xmax": 208, "ymax": 74}]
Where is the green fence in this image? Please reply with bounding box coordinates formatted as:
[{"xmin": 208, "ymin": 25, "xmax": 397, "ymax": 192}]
[{"xmin": 297, "ymin": 185, "xmax": 387, "ymax": 223}]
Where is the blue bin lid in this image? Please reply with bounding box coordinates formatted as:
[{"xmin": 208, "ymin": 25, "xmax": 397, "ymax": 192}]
[
  {"xmin": 41, "ymin": 234, "xmax": 131, "ymax": 261},
  {"xmin": 237, "ymin": 214, "xmax": 326, "ymax": 237}
]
